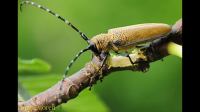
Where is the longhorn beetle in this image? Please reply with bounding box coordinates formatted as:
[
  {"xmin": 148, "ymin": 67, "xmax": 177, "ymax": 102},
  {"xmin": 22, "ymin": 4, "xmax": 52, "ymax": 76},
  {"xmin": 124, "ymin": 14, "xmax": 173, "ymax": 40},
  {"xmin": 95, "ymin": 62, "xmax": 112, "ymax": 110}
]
[{"xmin": 20, "ymin": 1, "xmax": 172, "ymax": 103}]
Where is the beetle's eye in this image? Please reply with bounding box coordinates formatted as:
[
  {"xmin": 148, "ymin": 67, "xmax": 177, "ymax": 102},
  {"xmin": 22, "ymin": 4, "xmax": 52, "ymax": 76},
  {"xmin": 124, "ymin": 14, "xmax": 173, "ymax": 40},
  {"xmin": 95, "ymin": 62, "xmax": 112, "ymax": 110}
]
[{"xmin": 89, "ymin": 43, "xmax": 100, "ymax": 55}]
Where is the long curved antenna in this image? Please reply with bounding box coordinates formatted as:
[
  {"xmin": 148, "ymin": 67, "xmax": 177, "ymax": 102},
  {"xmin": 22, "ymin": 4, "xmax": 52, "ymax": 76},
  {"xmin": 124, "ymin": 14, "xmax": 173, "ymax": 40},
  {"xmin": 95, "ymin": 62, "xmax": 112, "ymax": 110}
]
[{"xmin": 20, "ymin": 1, "xmax": 89, "ymax": 41}]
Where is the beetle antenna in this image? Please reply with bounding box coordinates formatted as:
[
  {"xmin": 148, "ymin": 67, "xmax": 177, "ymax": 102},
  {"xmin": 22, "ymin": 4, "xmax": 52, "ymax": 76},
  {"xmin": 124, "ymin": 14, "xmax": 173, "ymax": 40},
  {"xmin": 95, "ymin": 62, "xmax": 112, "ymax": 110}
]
[
  {"xmin": 58, "ymin": 46, "xmax": 91, "ymax": 103},
  {"xmin": 20, "ymin": 1, "xmax": 90, "ymax": 41}
]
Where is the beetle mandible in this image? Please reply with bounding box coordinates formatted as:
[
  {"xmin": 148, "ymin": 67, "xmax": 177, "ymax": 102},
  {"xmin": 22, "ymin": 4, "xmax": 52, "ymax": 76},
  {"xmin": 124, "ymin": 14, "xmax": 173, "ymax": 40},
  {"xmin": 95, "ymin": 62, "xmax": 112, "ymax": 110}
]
[{"xmin": 20, "ymin": 1, "xmax": 172, "ymax": 103}]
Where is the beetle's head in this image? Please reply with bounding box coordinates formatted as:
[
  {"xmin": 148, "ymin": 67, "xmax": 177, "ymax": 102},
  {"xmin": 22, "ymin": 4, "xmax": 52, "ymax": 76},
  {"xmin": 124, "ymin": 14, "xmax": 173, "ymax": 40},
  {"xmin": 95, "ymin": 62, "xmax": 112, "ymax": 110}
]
[{"xmin": 87, "ymin": 37, "xmax": 101, "ymax": 56}]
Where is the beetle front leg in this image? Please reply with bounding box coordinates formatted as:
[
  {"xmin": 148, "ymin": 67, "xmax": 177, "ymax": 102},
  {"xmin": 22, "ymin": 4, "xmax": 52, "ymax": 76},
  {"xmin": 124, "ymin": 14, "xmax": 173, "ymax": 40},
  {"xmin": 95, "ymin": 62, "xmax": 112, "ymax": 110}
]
[{"xmin": 89, "ymin": 52, "xmax": 109, "ymax": 90}]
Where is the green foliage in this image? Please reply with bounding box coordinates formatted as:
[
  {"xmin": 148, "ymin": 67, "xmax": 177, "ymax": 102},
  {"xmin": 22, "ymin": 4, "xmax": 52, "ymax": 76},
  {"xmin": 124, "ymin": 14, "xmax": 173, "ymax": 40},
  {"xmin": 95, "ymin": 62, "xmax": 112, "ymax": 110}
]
[
  {"xmin": 18, "ymin": 58, "xmax": 51, "ymax": 73},
  {"xmin": 18, "ymin": 0, "xmax": 182, "ymax": 112}
]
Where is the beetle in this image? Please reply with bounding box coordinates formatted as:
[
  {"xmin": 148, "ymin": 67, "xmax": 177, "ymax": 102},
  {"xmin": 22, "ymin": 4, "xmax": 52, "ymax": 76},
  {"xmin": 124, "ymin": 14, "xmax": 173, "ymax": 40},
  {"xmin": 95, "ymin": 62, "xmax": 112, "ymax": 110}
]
[{"xmin": 20, "ymin": 1, "xmax": 172, "ymax": 103}]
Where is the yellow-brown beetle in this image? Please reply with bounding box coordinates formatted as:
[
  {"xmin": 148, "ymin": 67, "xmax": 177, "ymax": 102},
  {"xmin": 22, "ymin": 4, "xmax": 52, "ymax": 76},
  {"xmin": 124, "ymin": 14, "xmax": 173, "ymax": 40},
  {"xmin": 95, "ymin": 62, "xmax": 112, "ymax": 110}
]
[
  {"xmin": 20, "ymin": 1, "xmax": 172, "ymax": 102},
  {"xmin": 87, "ymin": 23, "xmax": 171, "ymax": 83}
]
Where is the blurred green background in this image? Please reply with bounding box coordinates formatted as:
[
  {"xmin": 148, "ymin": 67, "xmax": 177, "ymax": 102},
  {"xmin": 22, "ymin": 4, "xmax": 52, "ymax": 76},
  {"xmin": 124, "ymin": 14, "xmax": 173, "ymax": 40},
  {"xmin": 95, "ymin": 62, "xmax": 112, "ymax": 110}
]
[{"xmin": 18, "ymin": 0, "xmax": 182, "ymax": 112}]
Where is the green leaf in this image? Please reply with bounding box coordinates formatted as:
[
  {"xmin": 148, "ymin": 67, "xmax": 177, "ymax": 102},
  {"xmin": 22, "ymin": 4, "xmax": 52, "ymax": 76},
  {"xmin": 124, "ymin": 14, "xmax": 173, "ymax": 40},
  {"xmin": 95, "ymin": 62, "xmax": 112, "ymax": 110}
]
[
  {"xmin": 18, "ymin": 58, "xmax": 51, "ymax": 73},
  {"xmin": 18, "ymin": 81, "xmax": 30, "ymax": 101}
]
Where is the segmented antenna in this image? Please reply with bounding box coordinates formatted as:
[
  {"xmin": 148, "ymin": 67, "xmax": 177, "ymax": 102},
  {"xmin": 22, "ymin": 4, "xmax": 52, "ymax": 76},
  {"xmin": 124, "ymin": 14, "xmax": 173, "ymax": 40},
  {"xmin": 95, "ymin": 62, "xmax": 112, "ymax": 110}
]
[{"xmin": 20, "ymin": 1, "xmax": 89, "ymax": 41}]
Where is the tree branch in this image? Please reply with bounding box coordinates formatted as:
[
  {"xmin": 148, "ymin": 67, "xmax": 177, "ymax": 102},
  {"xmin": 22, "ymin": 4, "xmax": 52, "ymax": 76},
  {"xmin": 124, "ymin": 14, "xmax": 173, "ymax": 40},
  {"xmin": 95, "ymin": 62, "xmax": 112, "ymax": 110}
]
[{"xmin": 18, "ymin": 18, "xmax": 182, "ymax": 112}]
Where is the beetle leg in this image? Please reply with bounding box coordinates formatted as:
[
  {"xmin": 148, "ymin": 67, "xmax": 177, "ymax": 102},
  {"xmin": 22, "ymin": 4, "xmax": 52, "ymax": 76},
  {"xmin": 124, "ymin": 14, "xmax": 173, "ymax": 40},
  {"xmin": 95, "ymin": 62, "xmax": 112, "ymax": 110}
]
[
  {"xmin": 115, "ymin": 51, "xmax": 135, "ymax": 64},
  {"xmin": 137, "ymin": 42, "xmax": 164, "ymax": 61},
  {"xmin": 116, "ymin": 51, "xmax": 150, "ymax": 72},
  {"xmin": 89, "ymin": 52, "xmax": 109, "ymax": 90}
]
